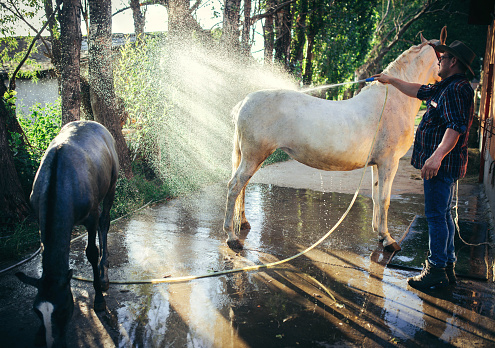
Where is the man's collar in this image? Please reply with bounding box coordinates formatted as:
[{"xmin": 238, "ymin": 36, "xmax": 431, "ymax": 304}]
[{"xmin": 438, "ymin": 73, "xmax": 467, "ymax": 85}]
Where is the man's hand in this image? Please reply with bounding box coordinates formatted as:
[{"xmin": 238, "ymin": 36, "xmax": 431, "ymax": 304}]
[
  {"xmin": 421, "ymin": 128, "xmax": 461, "ymax": 180},
  {"xmin": 372, "ymin": 73, "xmax": 393, "ymax": 84},
  {"xmin": 421, "ymin": 153, "xmax": 442, "ymax": 180}
]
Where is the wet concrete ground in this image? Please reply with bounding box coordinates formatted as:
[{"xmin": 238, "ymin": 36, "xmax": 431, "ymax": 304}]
[{"xmin": 1, "ymin": 163, "xmax": 495, "ymax": 347}]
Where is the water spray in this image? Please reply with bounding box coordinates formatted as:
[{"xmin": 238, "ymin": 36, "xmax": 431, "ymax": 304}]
[{"xmin": 70, "ymin": 85, "xmax": 390, "ymax": 288}]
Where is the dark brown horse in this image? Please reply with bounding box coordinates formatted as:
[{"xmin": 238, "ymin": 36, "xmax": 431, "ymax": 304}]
[{"xmin": 16, "ymin": 120, "xmax": 119, "ymax": 347}]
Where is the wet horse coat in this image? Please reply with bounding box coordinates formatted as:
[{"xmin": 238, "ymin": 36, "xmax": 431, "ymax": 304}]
[
  {"xmin": 224, "ymin": 35, "xmax": 442, "ymax": 251},
  {"xmin": 16, "ymin": 120, "xmax": 119, "ymax": 347}
]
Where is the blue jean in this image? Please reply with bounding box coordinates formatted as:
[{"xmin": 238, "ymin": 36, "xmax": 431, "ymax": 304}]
[{"xmin": 423, "ymin": 172, "xmax": 456, "ymax": 268}]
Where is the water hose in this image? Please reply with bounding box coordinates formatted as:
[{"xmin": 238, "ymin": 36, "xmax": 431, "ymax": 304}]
[
  {"xmin": 71, "ymin": 83, "xmax": 389, "ymax": 286},
  {"xmin": 302, "ymin": 77, "xmax": 376, "ymax": 93}
]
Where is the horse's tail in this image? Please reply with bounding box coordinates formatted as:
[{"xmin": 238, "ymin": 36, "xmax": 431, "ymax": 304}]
[
  {"xmin": 31, "ymin": 147, "xmax": 59, "ymax": 239},
  {"xmin": 231, "ymin": 104, "xmax": 244, "ymax": 233}
]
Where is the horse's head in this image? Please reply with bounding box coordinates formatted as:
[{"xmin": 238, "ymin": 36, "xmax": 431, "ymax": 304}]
[
  {"xmin": 16, "ymin": 270, "xmax": 74, "ymax": 348},
  {"xmin": 419, "ymin": 26, "xmax": 448, "ymax": 84}
]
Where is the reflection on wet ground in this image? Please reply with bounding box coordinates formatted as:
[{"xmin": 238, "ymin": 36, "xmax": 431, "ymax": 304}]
[{"xmin": 2, "ymin": 183, "xmax": 494, "ymax": 347}]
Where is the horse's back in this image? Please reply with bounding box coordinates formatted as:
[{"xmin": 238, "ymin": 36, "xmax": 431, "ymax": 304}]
[
  {"xmin": 233, "ymin": 89, "xmax": 374, "ymax": 170},
  {"xmin": 31, "ymin": 121, "xmax": 119, "ymax": 225}
]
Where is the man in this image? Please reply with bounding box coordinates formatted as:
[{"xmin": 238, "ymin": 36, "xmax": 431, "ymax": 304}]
[{"xmin": 374, "ymin": 40, "xmax": 476, "ymax": 289}]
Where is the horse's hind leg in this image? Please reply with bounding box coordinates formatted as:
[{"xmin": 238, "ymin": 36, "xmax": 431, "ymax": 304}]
[
  {"xmin": 223, "ymin": 158, "xmax": 262, "ymax": 251},
  {"xmin": 97, "ymin": 183, "xmax": 116, "ymax": 292},
  {"xmin": 85, "ymin": 212, "xmax": 106, "ymax": 311}
]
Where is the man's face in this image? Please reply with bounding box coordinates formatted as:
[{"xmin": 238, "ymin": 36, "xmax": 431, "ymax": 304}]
[{"xmin": 438, "ymin": 53, "xmax": 453, "ymax": 79}]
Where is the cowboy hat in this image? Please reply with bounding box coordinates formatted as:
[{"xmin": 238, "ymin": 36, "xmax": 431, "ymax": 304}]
[{"xmin": 435, "ymin": 40, "xmax": 476, "ymax": 75}]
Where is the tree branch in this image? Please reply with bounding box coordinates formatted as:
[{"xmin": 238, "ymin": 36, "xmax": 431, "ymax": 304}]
[
  {"xmin": 251, "ymin": 0, "xmax": 297, "ymax": 23},
  {"xmin": 8, "ymin": 3, "xmax": 61, "ymax": 91},
  {"xmin": 112, "ymin": 0, "xmax": 168, "ymax": 17}
]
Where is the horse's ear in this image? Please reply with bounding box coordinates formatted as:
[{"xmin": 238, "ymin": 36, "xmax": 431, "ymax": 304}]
[
  {"xmin": 15, "ymin": 272, "xmax": 41, "ymax": 288},
  {"xmin": 440, "ymin": 26, "xmax": 447, "ymax": 45},
  {"xmin": 420, "ymin": 32, "xmax": 427, "ymax": 44}
]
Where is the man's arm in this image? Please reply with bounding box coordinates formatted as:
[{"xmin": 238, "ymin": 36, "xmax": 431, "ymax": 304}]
[
  {"xmin": 421, "ymin": 128, "xmax": 461, "ymax": 180},
  {"xmin": 372, "ymin": 73, "xmax": 422, "ymax": 98}
]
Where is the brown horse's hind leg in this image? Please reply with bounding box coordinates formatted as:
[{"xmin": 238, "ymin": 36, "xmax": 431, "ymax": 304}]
[
  {"xmin": 85, "ymin": 212, "xmax": 106, "ymax": 312},
  {"xmin": 97, "ymin": 183, "xmax": 115, "ymax": 292}
]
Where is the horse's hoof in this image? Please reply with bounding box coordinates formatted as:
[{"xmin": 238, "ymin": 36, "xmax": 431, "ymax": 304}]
[
  {"xmin": 227, "ymin": 239, "xmax": 243, "ymax": 251},
  {"xmin": 240, "ymin": 221, "xmax": 251, "ymax": 230},
  {"xmin": 94, "ymin": 299, "xmax": 106, "ymax": 312},
  {"xmin": 384, "ymin": 242, "xmax": 401, "ymax": 252}
]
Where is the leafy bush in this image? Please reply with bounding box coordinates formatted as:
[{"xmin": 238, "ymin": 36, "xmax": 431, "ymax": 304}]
[
  {"xmin": 0, "ymin": 219, "xmax": 39, "ymax": 262},
  {"xmin": 263, "ymin": 149, "xmax": 290, "ymax": 167},
  {"xmin": 10, "ymin": 97, "xmax": 62, "ymax": 195},
  {"xmin": 111, "ymin": 170, "xmax": 172, "ymax": 221}
]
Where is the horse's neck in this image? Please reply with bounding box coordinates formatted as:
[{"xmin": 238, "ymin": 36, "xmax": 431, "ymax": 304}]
[
  {"xmin": 362, "ymin": 47, "xmax": 432, "ymax": 115},
  {"xmin": 42, "ymin": 238, "xmax": 70, "ymax": 279},
  {"xmin": 385, "ymin": 46, "xmax": 432, "ymax": 84}
]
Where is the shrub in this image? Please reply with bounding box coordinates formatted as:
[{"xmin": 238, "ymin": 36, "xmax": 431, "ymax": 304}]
[{"xmin": 13, "ymin": 98, "xmax": 62, "ymax": 195}]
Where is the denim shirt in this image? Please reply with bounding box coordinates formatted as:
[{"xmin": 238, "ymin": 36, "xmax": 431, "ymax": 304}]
[{"xmin": 412, "ymin": 74, "xmax": 474, "ymax": 180}]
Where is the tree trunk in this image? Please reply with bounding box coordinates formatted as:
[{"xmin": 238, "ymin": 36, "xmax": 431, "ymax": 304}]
[
  {"xmin": 89, "ymin": 0, "xmax": 132, "ymax": 178},
  {"xmin": 241, "ymin": 0, "xmax": 252, "ymax": 55},
  {"xmin": 289, "ymin": 0, "xmax": 307, "ymax": 73},
  {"xmin": 302, "ymin": 33, "xmax": 314, "ymax": 85},
  {"xmin": 44, "ymin": 1, "xmax": 62, "ymax": 76},
  {"xmin": 130, "ymin": 0, "xmax": 145, "ymax": 36},
  {"xmin": 59, "ymin": 0, "xmax": 82, "ymax": 125},
  {"xmin": 274, "ymin": 1, "xmax": 292, "ymax": 68},
  {"xmin": 263, "ymin": 1, "xmax": 276, "ymax": 66},
  {"xmin": 166, "ymin": 0, "xmax": 210, "ymax": 42},
  {"xmin": 222, "ymin": 0, "xmax": 241, "ymax": 51},
  {"xmin": 302, "ymin": 0, "xmax": 318, "ymax": 85},
  {"xmin": 0, "ymin": 83, "xmax": 30, "ymax": 223}
]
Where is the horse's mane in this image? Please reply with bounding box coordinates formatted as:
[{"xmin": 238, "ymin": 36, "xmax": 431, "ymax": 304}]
[
  {"xmin": 382, "ymin": 43, "xmax": 425, "ymax": 76},
  {"xmin": 361, "ymin": 40, "xmax": 436, "ymax": 93}
]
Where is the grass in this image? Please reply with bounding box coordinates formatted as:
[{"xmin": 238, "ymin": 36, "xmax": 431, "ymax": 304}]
[
  {"xmin": 0, "ymin": 218, "xmax": 39, "ymax": 265},
  {"xmin": 262, "ymin": 149, "xmax": 291, "ymax": 167}
]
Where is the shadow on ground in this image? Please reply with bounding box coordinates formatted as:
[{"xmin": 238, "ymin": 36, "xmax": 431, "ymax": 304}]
[{"xmin": 1, "ymin": 177, "xmax": 494, "ymax": 347}]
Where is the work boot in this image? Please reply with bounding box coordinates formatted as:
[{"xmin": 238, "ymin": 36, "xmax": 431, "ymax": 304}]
[
  {"xmin": 408, "ymin": 260, "xmax": 448, "ymax": 290},
  {"xmin": 446, "ymin": 262, "xmax": 457, "ymax": 285}
]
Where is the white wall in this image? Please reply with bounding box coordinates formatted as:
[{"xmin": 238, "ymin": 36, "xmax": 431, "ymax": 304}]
[{"xmin": 5, "ymin": 77, "xmax": 59, "ymax": 115}]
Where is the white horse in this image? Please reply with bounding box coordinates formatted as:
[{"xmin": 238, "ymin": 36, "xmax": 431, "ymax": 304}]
[{"xmin": 224, "ymin": 31, "xmax": 446, "ymax": 252}]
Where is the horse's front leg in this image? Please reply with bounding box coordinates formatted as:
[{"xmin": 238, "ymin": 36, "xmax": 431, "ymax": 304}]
[
  {"xmin": 375, "ymin": 161, "xmax": 401, "ymax": 252},
  {"xmin": 85, "ymin": 213, "xmax": 106, "ymax": 312}
]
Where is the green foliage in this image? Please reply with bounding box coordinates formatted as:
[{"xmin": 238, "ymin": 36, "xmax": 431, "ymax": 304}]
[
  {"xmin": 0, "ymin": 218, "xmax": 39, "ymax": 262},
  {"xmin": 263, "ymin": 149, "xmax": 290, "ymax": 167},
  {"xmin": 0, "ymin": 36, "xmax": 42, "ymax": 81},
  {"xmin": 289, "ymin": 0, "xmax": 486, "ymax": 99},
  {"xmin": 393, "ymin": 0, "xmax": 487, "ymax": 79},
  {"xmin": 114, "ymin": 34, "xmax": 169, "ymax": 161},
  {"xmin": 13, "ymin": 98, "xmax": 62, "ymax": 195},
  {"xmin": 310, "ymin": 0, "xmax": 376, "ymax": 99},
  {"xmin": 0, "ymin": 0, "xmax": 42, "ymax": 37},
  {"xmin": 111, "ymin": 171, "xmax": 172, "ymax": 221}
]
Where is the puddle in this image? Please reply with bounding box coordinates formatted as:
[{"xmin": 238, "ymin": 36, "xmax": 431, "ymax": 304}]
[{"xmin": 2, "ymin": 183, "xmax": 494, "ymax": 347}]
